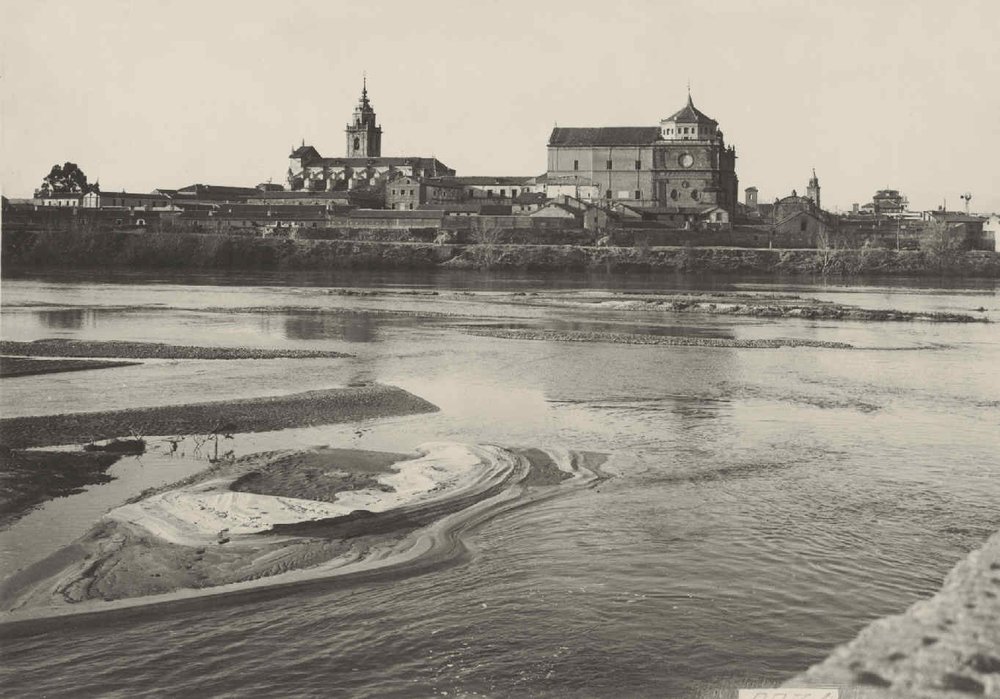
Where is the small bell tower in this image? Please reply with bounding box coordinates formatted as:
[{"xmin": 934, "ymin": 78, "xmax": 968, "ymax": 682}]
[{"xmin": 345, "ymin": 75, "xmax": 382, "ymax": 158}]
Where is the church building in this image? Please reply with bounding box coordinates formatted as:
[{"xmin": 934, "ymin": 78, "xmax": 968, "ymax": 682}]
[
  {"xmin": 546, "ymin": 92, "xmax": 738, "ymax": 219},
  {"xmin": 286, "ymin": 80, "xmax": 454, "ymax": 196}
]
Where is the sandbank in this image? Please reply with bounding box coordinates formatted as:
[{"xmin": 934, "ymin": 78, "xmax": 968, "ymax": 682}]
[
  {"xmin": 0, "ymin": 443, "xmax": 607, "ymax": 619},
  {"xmin": 0, "ymin": 384, "xmax": 437, "ymax": 450}
]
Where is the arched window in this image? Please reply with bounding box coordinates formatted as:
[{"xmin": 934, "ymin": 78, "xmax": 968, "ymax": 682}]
[
  {"xmin": 353, "ymin": 137, "xmax": 360, "ymax": 150},
  {"xmin": 670, "ymin": 189, "xmax": 678, "ymax": 201}
]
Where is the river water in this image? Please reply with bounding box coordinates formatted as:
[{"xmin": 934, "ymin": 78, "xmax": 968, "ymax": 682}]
[{"xmin": 0, "ymin": 270, "xmax": 998, "ymax": 698}]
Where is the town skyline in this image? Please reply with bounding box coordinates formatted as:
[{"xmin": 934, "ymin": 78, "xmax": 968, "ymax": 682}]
[{"xmin": 2, "ymin": 0, "xmax": 998, "ymax": 214}]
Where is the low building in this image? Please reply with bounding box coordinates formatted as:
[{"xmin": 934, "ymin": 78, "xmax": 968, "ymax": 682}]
[
  {"xmin": 385, "ymin": 176, "xmax": 466, "ymax": 211},
  {"xmin": 244, "ymin": 191, "xmax": 351, "ymax": 208},
  {"xmin": 536, "ymin": 174, "xmax": 599, "ymax": 201},
  {"xmin": 82, "ymin": 191, "xmax": 175, "ymax": 210},
  {"xmin": 983, "ymin": 214, "xmax": 999, "ymax": 252},
  {"xmin": 512, "ymin": 192, "xmax": 548, "ymax": 214},
  {"xmin": 36, "ymin": 192, "xmax": 83, "ymax": 207},
  {"xmin": 446, "ymin": 176, "xmax": 538, "ymax": 200}
]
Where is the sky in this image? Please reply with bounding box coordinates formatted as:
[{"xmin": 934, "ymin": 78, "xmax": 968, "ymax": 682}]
[{"xmin": 2, "ymin": 0, "xmax": 998, "ymax": 213}]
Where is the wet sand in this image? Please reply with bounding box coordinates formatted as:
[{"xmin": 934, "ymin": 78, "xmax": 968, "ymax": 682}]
[
  {"xmin": 0, "ymin": 444, "xmax": 607, "ymax": 617},
  {"xmin": 0, "ymin": 356, "xmax": 140, "ymax": 378},
  {"xmin": 0, "ymin": 339, "xmax": 351, "ymax": 360},
  {"xmin": 0, "ymin": 450, "xmax": 122, "ymax": 528},
  {"xmin": 0, "ymin": 384, "xmax": 437, "ymax": 450}
]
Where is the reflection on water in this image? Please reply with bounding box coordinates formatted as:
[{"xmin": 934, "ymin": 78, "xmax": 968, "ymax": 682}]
[
  {"xmin": 37, "ymin": 308, "xmax": 95, "ymax": 330},
  {"xmin": 0, "ymin": 272, "xmax": 997, "ymax": 698},
  {"xmin": 282, "ymin": 312, "xmax": 377, "ymax": 342}
]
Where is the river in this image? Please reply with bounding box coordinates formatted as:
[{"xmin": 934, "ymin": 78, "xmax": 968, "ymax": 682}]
[{"xmin": 0, "ymin": 270, "xmax": 998, "ymax": 698}]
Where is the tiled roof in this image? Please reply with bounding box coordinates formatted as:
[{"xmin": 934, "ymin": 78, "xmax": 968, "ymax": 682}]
[
  {"xmin": 548, "ymin": 127, "xmax": 661, "ymax": 147},
  {"xmin": 247, "ymin": 191, "xmax": 350, "ymax": 200},
  {"xmin": 176, "ymin": 184, "xmax": 260, "ymax": 197},
  {"xmin": 289, "ymin": 145, "xmax": 320, "ymax": 159},
  {"xmin": 447, "ymin": 176, "xmax": 536, "ymax": 186},
  {"xmin": 99, "ymin": 192, "xmax": 171, "ymax": 201},
  {"xmin": 639, "ymin": 204, "xmax": 721, "ymax": 215},
  {"xmin": 513, "ymin": 192, "xmax": 547, "ymax": 204},
  {"xmin": 663, "ymin": 96, "xmax": 718, "ymax": 125},
  {"xmin": 349, "ymin": 209, "xmax": 445, "ymax": 220},
  {"xmin": 312, "ymin": 157, "xmax": 447, "ymax": 168}
]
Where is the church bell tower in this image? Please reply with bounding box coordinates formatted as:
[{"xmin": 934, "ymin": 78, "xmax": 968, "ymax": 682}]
[
  {"xmin": 807, "ymin": 168, "xmax": 821, "ymax": 209},
  {"xmin": 345, "ymin": 76, "xmax": 382, "ymax": 158}
]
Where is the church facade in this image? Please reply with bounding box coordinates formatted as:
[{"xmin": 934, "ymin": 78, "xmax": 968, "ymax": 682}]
[
  {"xmin": 546, "ymin": 93, "xmax": 738, "ymax": 217},
  {"xmin": 286, "ymin": 81, "xmax": 454, "ymax": 195}
]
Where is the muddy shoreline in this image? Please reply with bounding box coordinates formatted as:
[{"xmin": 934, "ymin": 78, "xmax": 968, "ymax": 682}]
[
  {"xmin": 0, "ymin": 339, "xmax": 351, "ymax": 360},
  {"xmin": 0, "ymin": 356, "xmax": 140, "ymax": 378}
]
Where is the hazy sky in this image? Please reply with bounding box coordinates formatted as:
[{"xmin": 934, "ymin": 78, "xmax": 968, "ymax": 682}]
[{"xmin": 2, "ymin": 0, "xmax": 998, "ymax": 213}]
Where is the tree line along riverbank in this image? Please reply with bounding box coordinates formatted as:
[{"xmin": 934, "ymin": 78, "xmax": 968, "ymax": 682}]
[{"xmin": 3, "ymin": 228, "xmax": 999, "ymax": 277}]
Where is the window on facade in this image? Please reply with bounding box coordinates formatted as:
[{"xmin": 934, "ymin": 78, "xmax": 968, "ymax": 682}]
[
  {"xmin": 487, "ymin": 191, "xmax": 493, "ymax": 198},
  {"xmin": 801, "ymin": 220, "xmax": 808, "ymax": 232},
  {"xmin": 353, "ymin": 137, "xmax": 360, "ymax": 150},
  {"xmin": 573, "ymin": 160, "xmax": 579, "ymax": 171},
  {"xmin": 635, "ymin": 190, "xmax": 641, "ymax": 200},
  {"xmin": 635, "ymin": 160, "xmax": 641, "ymax": 170},
  {"xmin": 500, "ymin": 189, "xmax": 506, "ymax": 197},
  {"xmin": 606, "ymin": 160, "xmax": 612, "ymax": 170},
  {"xmin": 691, "ymin": 189, "xmax": 699, "ymax": 201},
  {"xmin": 670, "ymin": 189, "xmax": 678, "ymax": 201},
  {"xmin": 605, "ymin": 189, "xmax": 612, "ymax": 199}
]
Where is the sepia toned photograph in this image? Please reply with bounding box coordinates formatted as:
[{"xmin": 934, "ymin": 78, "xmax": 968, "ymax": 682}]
[{"xmin": 1, "ymin": 1, "xmax": 998, "ymax": 697}]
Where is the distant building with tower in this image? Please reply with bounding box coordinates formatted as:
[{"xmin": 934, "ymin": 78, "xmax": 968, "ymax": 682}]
[
  {"xmin": 545, "ymin": 92, "xmax": 738, "ymax": 223},
  {"xmin": 285, "ymin": 80, "xmax": 454, "ymax": 201}
]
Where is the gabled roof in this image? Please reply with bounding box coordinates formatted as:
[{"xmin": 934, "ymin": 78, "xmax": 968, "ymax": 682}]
[
  {"xmin": 548, "ymin": 127, "xmax": 661, "ymax": 147},
  {"xmin": 663, "ymin": 95, "xmax": 718, "ymax": 126},
  {"xmin": 513, "ymin": 192, "xmax": 547, "ymax": 204},
  {"xmin": 290, "ymin": 145, "xmax": 321, "ymax": 159}
]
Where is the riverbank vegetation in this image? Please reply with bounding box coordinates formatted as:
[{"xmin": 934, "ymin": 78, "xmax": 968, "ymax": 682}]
[{"xmin": 3, "ymin": 228, "xmax": 998, "ymax": 277}]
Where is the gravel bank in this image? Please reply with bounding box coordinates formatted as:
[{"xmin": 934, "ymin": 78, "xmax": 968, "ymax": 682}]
[
  {"xmin": 504, "ymin": 292, "xmax": 987, "ymax": 323},
  {"xmin": 0, "ymin": 357, "xmax": 140, "ymax": 378},
  {"xmin": 460, "ymin": 327, "xmax": 855, "ymax": 350},
  {"xmin": 0, "ymin": 339, "xmax": 351, "ymax": 360},
  {"xmin": 785, "ymin": 530, "xmax": 1000, "ymax": 698},
  {"xmin": 0, "ymin": 384, "xmax": 438, "ymax": 450}
]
